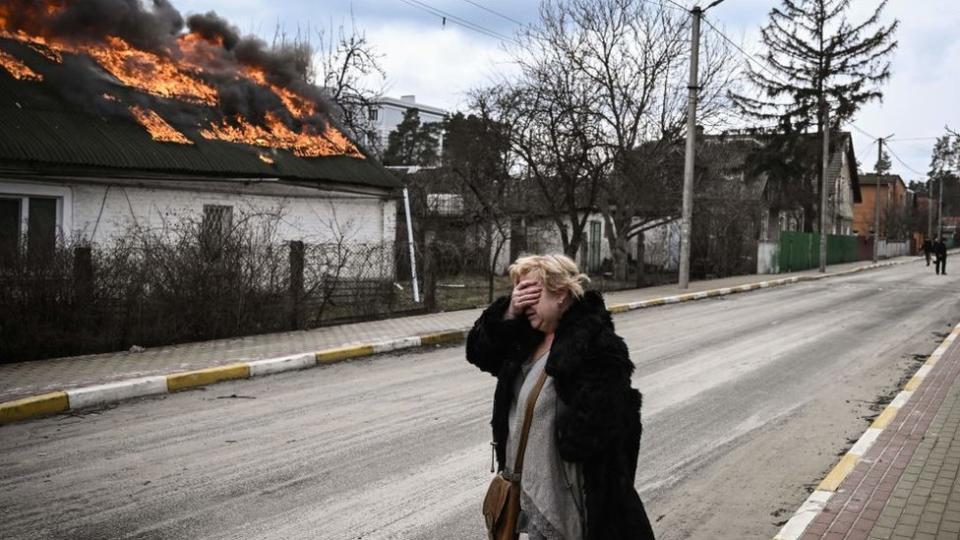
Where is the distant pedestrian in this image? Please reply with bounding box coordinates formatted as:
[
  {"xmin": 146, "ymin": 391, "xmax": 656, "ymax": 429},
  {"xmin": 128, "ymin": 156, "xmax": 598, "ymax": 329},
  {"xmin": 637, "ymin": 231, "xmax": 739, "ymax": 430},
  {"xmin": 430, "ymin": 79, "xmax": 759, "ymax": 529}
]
[
  {"xmin": 922, "ymin": 238, "xmax": 933, "ymax": 266},
  {"xmin": 935, "ymin": 237, "xmax": 948, "ymax": 275},
  {"xmin": 467, "ymin": 254, "xmax": 654, "ymax": 540}
]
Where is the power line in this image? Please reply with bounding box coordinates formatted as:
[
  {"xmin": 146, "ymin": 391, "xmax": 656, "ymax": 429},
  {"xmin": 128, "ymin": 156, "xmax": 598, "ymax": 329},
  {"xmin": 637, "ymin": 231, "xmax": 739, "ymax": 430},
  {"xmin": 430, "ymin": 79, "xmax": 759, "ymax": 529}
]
[
  {"xmin": 642, "ymin": 0, "xmax": 689, "ymax": 12},
  {"xmin": 396, "ymin": 0, "xmax": 520, "ymax": 45},
  {"xmin": 889, "ymin": 136, "xmax": 940, "ymax": 142},
  {"xmin": 700, "ymin": 15, "xmax": 787, "ymax": 88},
  {"xmin": 857, "ymin": 140, "xmax": 877, "ymax": 160},
  {"xmin": 400, "ymin": 0, "xmax": 517, "ymax": 42},
  {"xmin": 664, "ymin": 0, "xmax": 690, "ymax": 12},
  {"xmin": 847, "ymin": 122, "xmax": 878, "ymax": 141},
  {"xmin": 459, "ymin": 0, "xmax": 526, "ymax": 26},
  {"xmin": 885, "ymin": 142, "xmax": 927, "ymax": 177}
]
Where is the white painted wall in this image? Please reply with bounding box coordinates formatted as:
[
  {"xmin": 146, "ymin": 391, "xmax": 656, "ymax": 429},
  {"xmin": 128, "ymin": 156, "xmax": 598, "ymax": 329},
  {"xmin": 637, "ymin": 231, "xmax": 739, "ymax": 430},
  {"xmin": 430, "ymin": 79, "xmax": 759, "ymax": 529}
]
[
  {"xmin": 882, "ymin": 240, "xmax": 910, "ymax": 258},
  {"xmin": 370, "ymin": 95, "xmax": 446, "ymax": 154},
  {"xmin": 642, "ymin": 220, "xmax": 680, "ymax": 272},
  {"xmin": 757, "ymin": 240, "xmax": 780, "ymax": 274},
  {"xmin": 1, "ymin": 177, "xmax": 399, "ymax": 279},
  {"xmin": 521, "ymin": 213, "xmax": 611, "ymax": 274}
]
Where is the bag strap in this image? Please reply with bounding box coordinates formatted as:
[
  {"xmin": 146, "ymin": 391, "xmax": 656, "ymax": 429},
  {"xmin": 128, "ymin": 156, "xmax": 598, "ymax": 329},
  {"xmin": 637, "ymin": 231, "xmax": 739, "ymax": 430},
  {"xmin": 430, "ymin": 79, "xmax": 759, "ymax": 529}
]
[{"xmin": 512, "ymin": 367, "xmax": 549, "ymax": 476}]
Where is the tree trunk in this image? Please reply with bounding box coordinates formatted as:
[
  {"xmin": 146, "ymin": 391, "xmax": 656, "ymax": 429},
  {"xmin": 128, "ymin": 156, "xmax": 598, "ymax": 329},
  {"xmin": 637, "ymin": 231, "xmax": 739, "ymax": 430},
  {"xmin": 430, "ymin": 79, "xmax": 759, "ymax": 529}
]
[
  {"xmin": 803, "ymin": 202, "xmax": 816, "ymax": 233},
  {"xmin": 423, "ymin": 243, "xmax": 437, "ymax": 312},
  {"xmin": 613, "ymin": 235, "xmax": 629, "ymax": 282}
]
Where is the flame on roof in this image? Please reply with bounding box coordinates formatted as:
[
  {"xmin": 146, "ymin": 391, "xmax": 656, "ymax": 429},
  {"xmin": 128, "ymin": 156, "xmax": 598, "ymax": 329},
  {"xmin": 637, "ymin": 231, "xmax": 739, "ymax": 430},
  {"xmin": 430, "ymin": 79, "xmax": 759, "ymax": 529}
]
[
  {"xmin": 0, "ymin": 49, "xmax": 40, "ymax": 81},
  {"xmin": 129, "ymin": 105, "xmax": 193, "ymax": 145}
]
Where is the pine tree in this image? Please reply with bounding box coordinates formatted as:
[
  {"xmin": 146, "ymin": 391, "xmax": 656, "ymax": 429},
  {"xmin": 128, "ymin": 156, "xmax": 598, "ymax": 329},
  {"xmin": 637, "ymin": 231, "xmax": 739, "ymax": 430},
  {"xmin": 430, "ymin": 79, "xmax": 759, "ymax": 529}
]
[
  {"xmin": 383, "ymin": 109, "xmax": 440, "ymax": 167},
  {"xmin": 928, "ymin": 133, "xmax": 960, "ymax": 216},
  {"xmin": 875, "ymin": 148, "xmax": 892, "ymax": 175},
  {"xmin": 732, "ymin": 0, "xmax": 898, "ymax": 231},
  {"xmin": 734, "ymin": 0, "xmax": 897, "ymax": 130}
]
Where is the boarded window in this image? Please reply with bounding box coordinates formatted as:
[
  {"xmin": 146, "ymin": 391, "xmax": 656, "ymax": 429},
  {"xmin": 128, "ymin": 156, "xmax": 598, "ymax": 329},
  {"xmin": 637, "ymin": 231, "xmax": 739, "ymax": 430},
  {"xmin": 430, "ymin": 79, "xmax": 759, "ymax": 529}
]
[
  {"xmin": 201, "ymin": 205, "xmax": 233, "ymax": 258},
  {"xmin": 202, "ymin": 205, "xmax": 233, "ymax": 238}
]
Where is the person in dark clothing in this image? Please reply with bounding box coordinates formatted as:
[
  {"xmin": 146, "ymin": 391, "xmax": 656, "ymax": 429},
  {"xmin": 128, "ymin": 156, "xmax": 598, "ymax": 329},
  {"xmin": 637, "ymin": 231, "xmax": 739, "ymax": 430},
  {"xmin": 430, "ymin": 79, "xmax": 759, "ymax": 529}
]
[
  {"xmin": 922, "ymin": 238, "xmax": 933, "ymax": 266},
  {"xmin": 935, "ymin": 238, "xmax": 948, "ymax": 275},
  {"xmin": 466, "ymin": 254, "xmax": 655, "ymax": 540}
]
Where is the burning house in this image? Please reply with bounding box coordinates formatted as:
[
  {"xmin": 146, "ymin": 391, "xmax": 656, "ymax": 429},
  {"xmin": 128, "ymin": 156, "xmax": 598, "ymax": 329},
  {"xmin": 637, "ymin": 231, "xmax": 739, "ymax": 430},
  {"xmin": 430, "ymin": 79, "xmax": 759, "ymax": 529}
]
[{"xmin": 0, "ymin": 1, "xmax": 401, "ymax": 273}]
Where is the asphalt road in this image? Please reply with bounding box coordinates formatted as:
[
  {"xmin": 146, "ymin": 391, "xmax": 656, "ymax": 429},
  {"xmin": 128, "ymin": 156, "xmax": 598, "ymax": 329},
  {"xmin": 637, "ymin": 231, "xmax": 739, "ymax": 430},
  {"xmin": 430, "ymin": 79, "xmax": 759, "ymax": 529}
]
[{"xmin": 2, "ymin": 260, "xmax": 959, "ymax": 540}]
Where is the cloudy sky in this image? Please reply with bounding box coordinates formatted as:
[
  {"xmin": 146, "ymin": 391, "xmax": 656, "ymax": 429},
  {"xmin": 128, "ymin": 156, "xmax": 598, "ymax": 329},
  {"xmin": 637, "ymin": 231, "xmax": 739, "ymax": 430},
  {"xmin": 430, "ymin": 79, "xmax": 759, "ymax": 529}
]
[{"xmin": 173, "ymin": 0, "xmax": 959, "ymax": 183}]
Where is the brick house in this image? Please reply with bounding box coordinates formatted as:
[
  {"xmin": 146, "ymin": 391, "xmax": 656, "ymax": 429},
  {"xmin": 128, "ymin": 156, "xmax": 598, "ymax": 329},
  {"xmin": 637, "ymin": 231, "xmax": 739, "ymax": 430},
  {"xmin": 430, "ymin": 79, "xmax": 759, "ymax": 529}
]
[{"xmin": 854, "ymin": 174, "xmax": 908, "ymax": 238}]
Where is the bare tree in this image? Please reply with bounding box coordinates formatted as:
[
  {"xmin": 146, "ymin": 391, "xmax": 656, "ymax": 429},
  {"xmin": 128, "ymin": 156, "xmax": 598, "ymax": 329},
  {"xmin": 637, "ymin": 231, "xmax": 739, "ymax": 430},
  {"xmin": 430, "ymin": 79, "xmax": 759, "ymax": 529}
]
[
  {"xmin": 478, "ymin": 1, "xmax": 615, "ymax": 260},
  {"xmin": 315, "ymin": 16, "xmax": 386, "ymax": 152},
  {"xmin": 476, "ymin": 0, "xmax": 736, "ymax": 278},
  {"xmin": 446, "ymin": 95, "xmax": 517, "ymax": 300},
  {"xmin": 551, "ymin": 0, "xmax": 737, "ymax": 280}
]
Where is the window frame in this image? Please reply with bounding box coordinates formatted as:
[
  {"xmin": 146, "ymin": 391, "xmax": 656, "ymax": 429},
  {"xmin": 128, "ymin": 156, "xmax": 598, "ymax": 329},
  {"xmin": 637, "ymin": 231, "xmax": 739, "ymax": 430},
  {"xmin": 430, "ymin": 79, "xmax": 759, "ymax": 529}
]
[{"xmin": 0, "ymin": 181, "xmax": 71, "ymax": 240}]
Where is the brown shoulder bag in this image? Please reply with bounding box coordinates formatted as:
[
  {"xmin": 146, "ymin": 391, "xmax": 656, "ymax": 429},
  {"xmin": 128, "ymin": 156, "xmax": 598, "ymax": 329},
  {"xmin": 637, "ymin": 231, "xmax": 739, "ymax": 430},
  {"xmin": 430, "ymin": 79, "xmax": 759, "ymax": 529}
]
[{"xmin": 482, "ymin": 368, "xmax": 549, "ymax": 540}]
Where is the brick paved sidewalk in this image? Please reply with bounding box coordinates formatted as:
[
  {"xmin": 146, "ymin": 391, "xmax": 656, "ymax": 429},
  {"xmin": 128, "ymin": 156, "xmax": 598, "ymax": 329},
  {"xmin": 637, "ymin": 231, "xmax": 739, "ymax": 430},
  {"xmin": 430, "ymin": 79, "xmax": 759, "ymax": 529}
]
[
  {"xmin": 0, "ymin": 256, "xmax": 920, "ymax": 403},
  {"xmin": 801, "ymin": 324, "xmax": 960, "ymax": 540}
]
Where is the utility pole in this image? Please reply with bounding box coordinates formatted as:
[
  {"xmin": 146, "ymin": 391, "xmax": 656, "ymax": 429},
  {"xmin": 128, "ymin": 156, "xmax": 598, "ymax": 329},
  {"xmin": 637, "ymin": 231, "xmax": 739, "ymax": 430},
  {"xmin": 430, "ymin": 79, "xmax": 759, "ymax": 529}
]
[
  {"xmin": 678, "ymin": 0, "xmax": 725, "ymax": 289},
  {"xmin": 939, "ymin": 172, "xmax": 944, "ymax": 240},
  {"xmin": 873, "ymin": 134, "xmax": 894, "ymax": 263},
  {"xmin": 678, "ymin": 6, "xmax": 701, "ymax": 289},
  {"xmin": 818, "ymin": 106, "xmax": 830, "ymax": 273}
]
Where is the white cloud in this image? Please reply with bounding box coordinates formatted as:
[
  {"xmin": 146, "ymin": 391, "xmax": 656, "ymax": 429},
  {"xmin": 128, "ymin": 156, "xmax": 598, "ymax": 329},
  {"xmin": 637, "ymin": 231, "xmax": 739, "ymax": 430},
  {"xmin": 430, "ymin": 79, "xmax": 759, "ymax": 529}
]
[
  {"xmin": 364, "ymin": 22, "xmax": 516, "ymax": 111},
  {"xmin": 169, "ymin": 0, "xmax": 957, "ymax": 180}
]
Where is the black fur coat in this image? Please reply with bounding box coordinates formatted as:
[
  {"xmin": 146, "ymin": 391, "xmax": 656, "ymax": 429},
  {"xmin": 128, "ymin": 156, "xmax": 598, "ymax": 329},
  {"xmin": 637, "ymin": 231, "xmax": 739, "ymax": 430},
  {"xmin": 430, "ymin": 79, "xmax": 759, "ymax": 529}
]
[{"xmin": 466, "ymin": 290, "xmax": 655, "ymax": 540}]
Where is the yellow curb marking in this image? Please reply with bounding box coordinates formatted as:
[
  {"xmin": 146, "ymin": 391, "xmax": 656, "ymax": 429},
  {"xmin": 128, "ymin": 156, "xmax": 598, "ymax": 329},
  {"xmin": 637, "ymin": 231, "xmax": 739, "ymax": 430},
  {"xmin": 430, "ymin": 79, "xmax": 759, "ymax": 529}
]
[
  {"xmin": 817, "ymin": 452, "xmax": 860, "ymax": 492},
  {"xmin": 0, "ymin": 392, "xmax": 70, "ymax": 424},
  {"xmin": 871, "ymin": 406, "xmax": 899, "ymax": 430},
  {"xmin": 166, "ymin": 364, "xmax": 250, "ymax": 392},
  {"xmin": 904, "ymin": 375, "xmax": 924, "ymax": 392},
  {"xmin": 420, "ymin": 331, "xmax": 466, "ymax": 346},
  {"xmin": 315, "ymin": 345, "xmax": 375, "ymax": 364},
  {"xmin": 608, "ymin": 304, "xmax": 629, "ymax": 314}
]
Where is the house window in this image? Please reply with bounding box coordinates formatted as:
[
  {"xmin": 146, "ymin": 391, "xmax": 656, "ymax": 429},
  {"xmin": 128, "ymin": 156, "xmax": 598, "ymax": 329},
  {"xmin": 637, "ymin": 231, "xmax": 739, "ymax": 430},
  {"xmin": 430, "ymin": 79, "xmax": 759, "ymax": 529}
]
[
  {"xmin": 202, "ymin": 205, "xmax": 233, "ymax": 239},
  {"xmin": 201, "ymin": 205, "xmax": 233, "ymax": 259},
  {"xmin": 368, "ymin": 107, "xmax": 379, "ymax": 121},
  {"xmin": 28, "ymin": 197, "xmax": 57, "ymax": 264},
  {"xmin": 0, "ymin": 196, "xmax": 58, "ymax": 266},
  {"xmin": 0, "ymin": 197, "xmax": 21, "ymax": 265}
]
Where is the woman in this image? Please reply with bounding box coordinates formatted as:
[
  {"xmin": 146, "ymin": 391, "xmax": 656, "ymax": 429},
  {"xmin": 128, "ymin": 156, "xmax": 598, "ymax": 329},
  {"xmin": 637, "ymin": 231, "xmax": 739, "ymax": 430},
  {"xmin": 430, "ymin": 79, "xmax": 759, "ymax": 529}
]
[{"xmin": 466, "ymin": 254, "xmax": 655, "ymax": 540}]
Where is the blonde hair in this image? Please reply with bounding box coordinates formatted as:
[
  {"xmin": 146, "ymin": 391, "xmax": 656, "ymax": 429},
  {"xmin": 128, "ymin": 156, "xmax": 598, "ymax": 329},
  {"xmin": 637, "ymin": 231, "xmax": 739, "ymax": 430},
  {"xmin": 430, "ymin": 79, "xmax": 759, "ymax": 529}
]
[{"xmin": 508, "ymin": 254, "xmax": 591, "ymax": 299}]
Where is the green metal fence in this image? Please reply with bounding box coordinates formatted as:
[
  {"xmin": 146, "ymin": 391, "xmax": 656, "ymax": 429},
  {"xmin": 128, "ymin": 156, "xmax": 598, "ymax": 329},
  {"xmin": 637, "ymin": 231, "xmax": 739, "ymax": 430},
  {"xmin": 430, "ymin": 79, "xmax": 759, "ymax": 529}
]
[{"xmin": 777, "ymin": 231, "xmax": 861, "ymax": 272}]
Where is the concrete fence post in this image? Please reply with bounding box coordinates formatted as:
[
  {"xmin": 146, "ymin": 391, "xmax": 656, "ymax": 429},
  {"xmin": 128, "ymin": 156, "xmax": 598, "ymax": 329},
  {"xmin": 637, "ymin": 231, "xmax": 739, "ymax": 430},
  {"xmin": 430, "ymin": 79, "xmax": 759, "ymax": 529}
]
[
  {"xmin": 423, "ymin": 241, "xmax": 437, "ymax": 313},
  {"xmin": 289, "ymin": 240, "xmax": 304, "ymax": 329}
]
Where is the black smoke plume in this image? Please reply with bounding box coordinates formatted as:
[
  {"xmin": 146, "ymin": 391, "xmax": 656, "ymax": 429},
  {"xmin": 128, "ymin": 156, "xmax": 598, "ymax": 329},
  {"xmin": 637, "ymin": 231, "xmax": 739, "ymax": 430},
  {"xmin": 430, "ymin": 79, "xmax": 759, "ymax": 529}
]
[{"xmin": 1, "ymin": 0, "xmax": 330, "ymax": 132}]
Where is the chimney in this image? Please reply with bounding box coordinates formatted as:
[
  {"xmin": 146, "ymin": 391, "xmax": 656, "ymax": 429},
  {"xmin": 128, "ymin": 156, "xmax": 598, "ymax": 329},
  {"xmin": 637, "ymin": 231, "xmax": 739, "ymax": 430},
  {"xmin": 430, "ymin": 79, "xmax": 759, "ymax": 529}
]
[{"xmin": 400, "ymin": 95, "xmax": 416, "ymax": 103}]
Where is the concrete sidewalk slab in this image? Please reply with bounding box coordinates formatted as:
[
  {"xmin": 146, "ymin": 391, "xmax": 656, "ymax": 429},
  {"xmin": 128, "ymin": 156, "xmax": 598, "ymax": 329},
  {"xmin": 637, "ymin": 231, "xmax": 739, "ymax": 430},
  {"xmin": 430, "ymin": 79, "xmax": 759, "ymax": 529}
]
[{"xmin": 0, "ymin": 255, "xmax": 924, "ymax": 424}]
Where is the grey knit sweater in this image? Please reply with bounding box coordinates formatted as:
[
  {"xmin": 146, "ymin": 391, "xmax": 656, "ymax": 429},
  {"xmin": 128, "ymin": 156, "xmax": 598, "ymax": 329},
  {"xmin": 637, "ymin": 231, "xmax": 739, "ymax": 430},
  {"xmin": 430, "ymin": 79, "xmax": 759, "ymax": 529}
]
[{"xmin": 506, "ymin": 351, "xmax": 586, "ymax": 540}]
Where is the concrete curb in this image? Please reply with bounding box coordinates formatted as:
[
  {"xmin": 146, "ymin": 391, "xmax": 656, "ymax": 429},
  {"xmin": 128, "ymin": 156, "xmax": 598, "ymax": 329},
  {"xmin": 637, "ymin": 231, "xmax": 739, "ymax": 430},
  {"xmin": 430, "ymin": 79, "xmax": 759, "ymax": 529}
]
[
  {"xmin": 773, "ymin": 320, "xmax": 960, "ymax": 540},
  {"xmin": 0, "ymin": 256, "xmax": 922, "ymax": 426}
]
